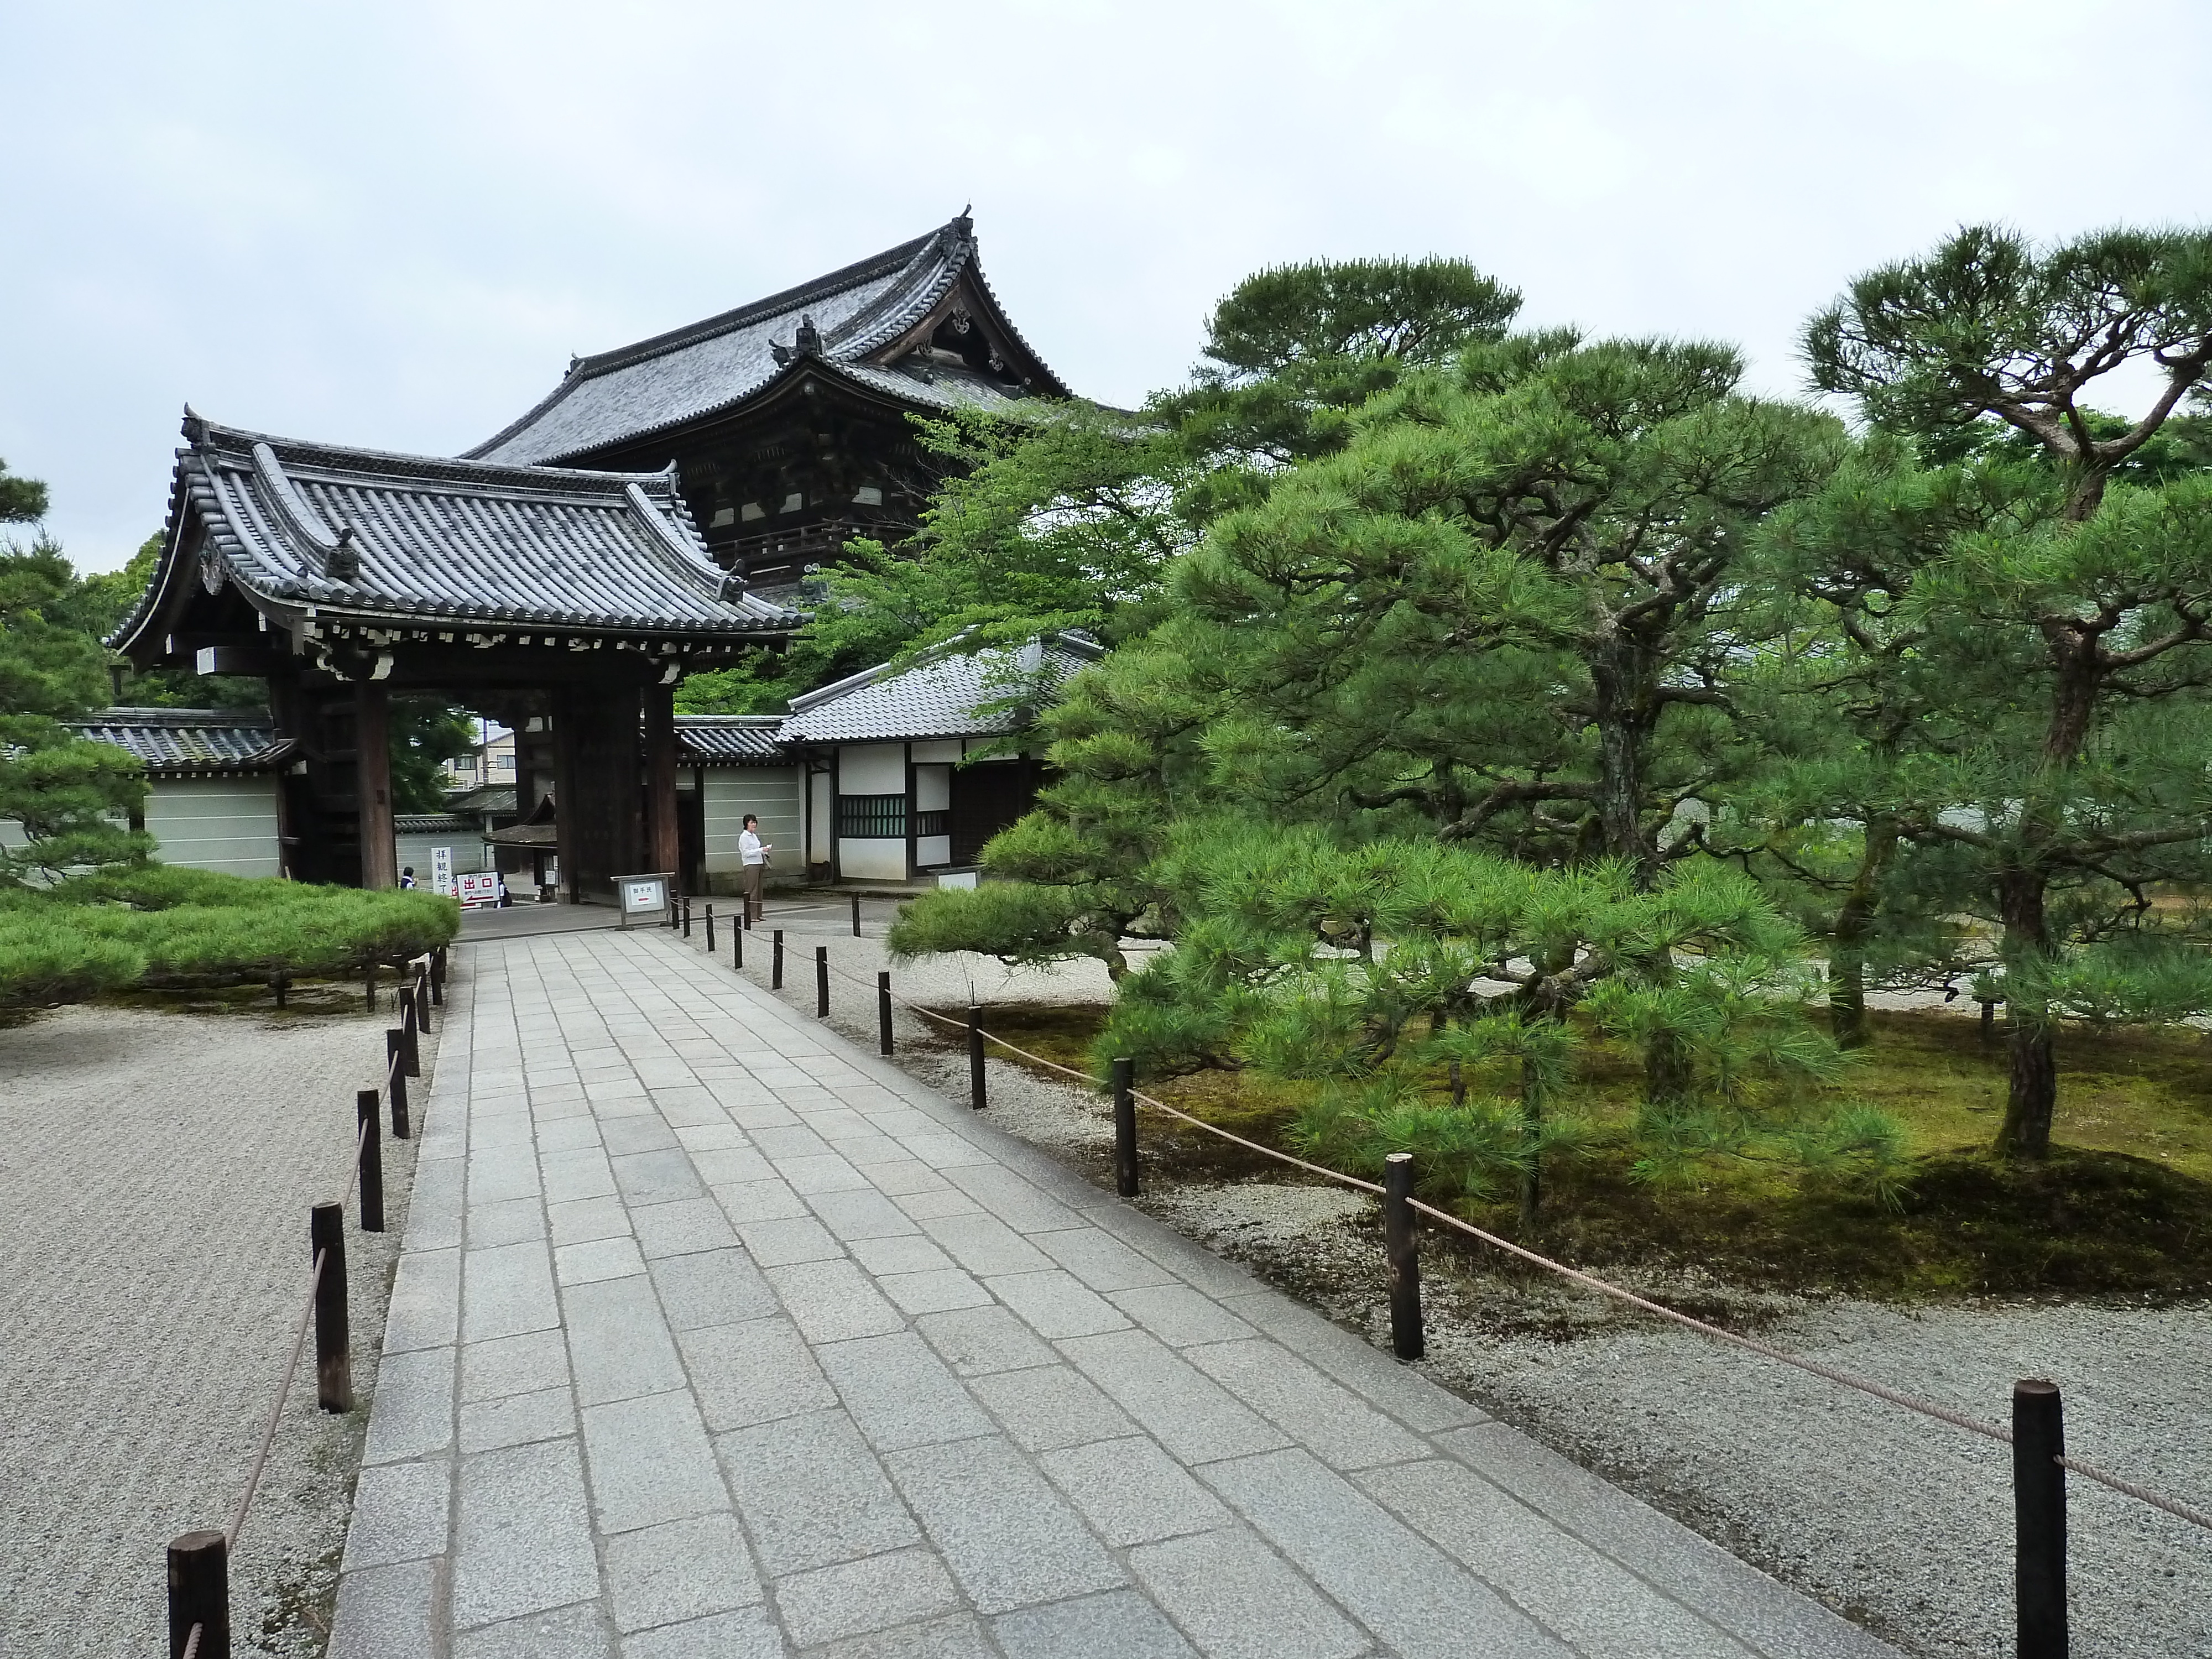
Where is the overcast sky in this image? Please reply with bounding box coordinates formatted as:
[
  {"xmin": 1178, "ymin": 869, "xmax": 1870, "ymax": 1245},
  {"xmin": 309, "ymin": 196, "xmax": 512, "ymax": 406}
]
[{"xmin": 6, "ymin": 0, "xmax": 2209, "ymax": 572}]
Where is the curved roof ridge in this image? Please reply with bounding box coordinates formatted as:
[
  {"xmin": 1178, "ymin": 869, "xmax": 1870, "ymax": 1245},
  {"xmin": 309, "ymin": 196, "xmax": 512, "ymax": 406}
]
[
  {"xmin": 192, "ymin": 413, "xmax": 684, "ymax": 494},
  {"xmin": 462, "ymin": 217, "xmax": 964, "ymax": 463}
]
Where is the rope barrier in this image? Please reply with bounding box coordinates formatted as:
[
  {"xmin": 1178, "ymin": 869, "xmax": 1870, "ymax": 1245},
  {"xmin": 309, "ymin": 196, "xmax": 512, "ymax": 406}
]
[
  {"xmin": 722, "ymin": 926, "xmax": 2212, "ymax": 1535},
  {"xmin": 181, "ymin": 1623, "xmax": 202, "ymax": 1659},
  {"xmin": 229, "ymin": 1246, "xmax": 326, "ymax": 1547}
]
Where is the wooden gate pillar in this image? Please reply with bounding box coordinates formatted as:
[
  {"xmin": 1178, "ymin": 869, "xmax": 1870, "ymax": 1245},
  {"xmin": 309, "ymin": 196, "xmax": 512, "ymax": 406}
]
[
  {"xmin": 645, "ymin": 680, "xmax": 679, "ymax": 883},
  {"xmin": 354, "ymin": 682, "xmax": 399, "ymax": 890}
]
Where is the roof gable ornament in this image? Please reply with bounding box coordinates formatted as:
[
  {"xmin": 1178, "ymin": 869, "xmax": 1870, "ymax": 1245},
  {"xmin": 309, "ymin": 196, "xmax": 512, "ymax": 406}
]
[{"xmin": 328, "ymin": 525, "xmax": 361, "ymax": 582}]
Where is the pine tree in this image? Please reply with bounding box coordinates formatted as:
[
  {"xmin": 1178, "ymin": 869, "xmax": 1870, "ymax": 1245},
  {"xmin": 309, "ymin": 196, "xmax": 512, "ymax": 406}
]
[{"xmin": 1802, "ymin": 225, "xmax": 2212, "ymax": 1158}]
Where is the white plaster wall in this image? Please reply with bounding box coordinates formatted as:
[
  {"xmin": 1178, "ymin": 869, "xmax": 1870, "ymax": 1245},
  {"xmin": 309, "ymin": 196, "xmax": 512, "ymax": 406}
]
[
  {"xmin": 838, "ymin": 837, "xmax": 909, "ymax": 881},
  {"xmin": 915, "ymin": 765, "xmax": 951, "ymax": 812},
  {"xmin": 702, "ymin": 768, "xmax": 803, "ymax": 873},
  {"xmin": 837, "ymin": 743, "xmax": 906, "ymax": 795},
  {"xmin": 911, "ymin": 739, "xmax": 963, "ymax": 764},
  {"xmin": 147, "ymin": 778, "xmax": 282, "ymax": 878},
  {"xmin": 808, "ymin": 768, "xmax": 832, "ymax": 865}
]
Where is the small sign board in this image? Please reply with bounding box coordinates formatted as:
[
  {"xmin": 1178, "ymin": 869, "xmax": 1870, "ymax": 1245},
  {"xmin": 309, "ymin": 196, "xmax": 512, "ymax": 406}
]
[
  {"xmin": 456, "ymin": 870, "xmax": 502, "ymax": 908},
  {"xmin": 617, "ymin": 872, "xmax": 672, "ymax": 927},
  {"xmin": 430, "ymin": 846, "xmax": 455, "ymax": 898}
]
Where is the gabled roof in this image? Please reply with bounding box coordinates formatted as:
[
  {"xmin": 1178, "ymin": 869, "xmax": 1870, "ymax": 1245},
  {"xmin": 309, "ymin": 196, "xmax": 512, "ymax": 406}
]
[
  {"xmin": 447, "ymin": 784, "xmax": 520, "ymax": 816},
  {"xmin": 465, "ymin": 213, "xmax": 1071, "ymax": 467},
  {"xmin": 114, "ymin": 416, "xmax": 801, "ymax": 656},
  {"xmin": 781, "ymin": 635, "xmax": 1103, "ymax": 744},
  {"xmin": 676, "ymin": 714, "xmax": 789, "ymax": 765},
  {"xmin": 74, "ymin": 707, "xmax": 298, "ymax": 776}
]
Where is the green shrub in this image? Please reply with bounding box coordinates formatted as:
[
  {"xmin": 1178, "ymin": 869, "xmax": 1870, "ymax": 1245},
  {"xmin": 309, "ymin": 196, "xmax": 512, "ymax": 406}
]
[{"xmin": 0, "ymin": 871, "xmax": 459, "ymax": 1008}]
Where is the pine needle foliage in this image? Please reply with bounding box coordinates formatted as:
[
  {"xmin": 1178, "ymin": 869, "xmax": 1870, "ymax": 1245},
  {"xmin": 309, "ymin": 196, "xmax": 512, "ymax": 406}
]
[{"xmin": 1099, "ymin": 825, "xmax": 1905, "ymax": 1211}]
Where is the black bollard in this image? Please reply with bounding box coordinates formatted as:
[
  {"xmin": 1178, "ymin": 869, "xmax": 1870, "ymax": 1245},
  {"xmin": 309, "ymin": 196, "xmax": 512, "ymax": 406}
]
[
  {"xmin": 167, "ymin": 1529, "xmax": 229, "ymax": 1658},
  {"xmin": 357, "ymin": 1089, "xmax": 384, "ymax": 1233},
  {"xmin": 2015, "ymin": 1379, "xmax": 2068, "ymax": 1659},
  {"xmin": 1112, "ymin": 1056, "xmax": 1139, "ymax": 1198},
  {"xmin": 706, "ymin": 905, "xmax": 716, "ymax": 954},
  {"xmin": 852, "ymin": 892, "xmax": 862, "ymax": 937},
  {"xmin": 683, "ymin": 896, "xmax": 692, "ymax": 938},
  {"xmin": 816, "ymin": 947, "xmax": 830, "ymax": 1018},
  {"xmin": 429, "ymin": 945, "xmax": 445, "ymax": 1006},
  {"xmin": 968, "ymin": 1005, "xmax": 986, "ymax": 1111},
  {"xmin": 1383, "ymin": 1152, "xmax": 1425, "ymax": 1360},
  {"xmin": 771, "ymin": 930, "xmax": 784, "ymax": 990},
  {"xmin": 387, "ymin": 1034, "xmax": 410, "ymax": 1139},
  {"xmin": 311, "ymin": 1202, "xmax": 352, "ymax": 1412},
  {"xmin": 401, "ymin": 998, "xmax": 421, "ymax": 1078},
  {"xmin": 878, "ymin": 972, "xmax": 894, "ymax": 1056},
  {"xmin": 734, "ymin": 923, "xmax": 743, "ymax": 971}
]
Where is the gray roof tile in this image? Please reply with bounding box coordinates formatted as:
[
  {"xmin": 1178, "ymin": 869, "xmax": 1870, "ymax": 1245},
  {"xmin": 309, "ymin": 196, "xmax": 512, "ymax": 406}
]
[
  {"xmin": 675, "ymin": 716, "xmax": 789, "ymax": 765},
  {"xmin": 74, "ymin": 707, "xmax": 296, "ymax": 775},
  {"xmin": 135, "ymin": 419, "xmax": 799, "ymax": 642},
  {"xmin": 780, "ymin": 637, "xmax": 1102, "ymax": 744},
  {"xmin": 465, "ymin": 215, "xmax": 1066, "ymax": 467}
]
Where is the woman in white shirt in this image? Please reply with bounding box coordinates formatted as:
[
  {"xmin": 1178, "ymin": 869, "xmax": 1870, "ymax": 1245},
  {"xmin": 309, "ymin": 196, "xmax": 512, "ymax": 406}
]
[{"xmin": 738, "ymin": 814, "xmax": 770, "ymax": 917}]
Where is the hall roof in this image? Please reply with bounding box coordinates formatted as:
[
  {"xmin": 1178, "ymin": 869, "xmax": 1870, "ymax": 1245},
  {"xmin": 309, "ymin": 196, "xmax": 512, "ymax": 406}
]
[
  {"xmin": 74, "ymin": 707, "xmax": 298, "ymax": 777},
  {"xmin": 676, "ymin": 715, "xmax": 790, "ymax": 765},
  {"xmin": 465, "ymin": 213, "xmax": 1071, "ymax": 467},
  {"xmin": 781, "ymin": 634, "xmax": 1103, "ymax": 744},
  {"xmin": 113, "ymin": 416, "xmax": 801, "ymax": 657}
]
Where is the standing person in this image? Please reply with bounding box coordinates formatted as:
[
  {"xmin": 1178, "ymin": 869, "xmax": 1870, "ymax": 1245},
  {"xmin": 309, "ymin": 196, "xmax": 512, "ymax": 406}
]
[
  {"xmin": 738, "ymin": 814, "xmax": 771, "ymax": 921},
  {"xmin": 399, "ymin": 867, "xmax": 418, "ymax": 890}
]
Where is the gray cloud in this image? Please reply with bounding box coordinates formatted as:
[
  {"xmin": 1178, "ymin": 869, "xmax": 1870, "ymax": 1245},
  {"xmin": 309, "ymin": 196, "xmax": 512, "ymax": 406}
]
[{"xmin": 5, "ymin": 0, "xmax": 2206, "ymax": 571}]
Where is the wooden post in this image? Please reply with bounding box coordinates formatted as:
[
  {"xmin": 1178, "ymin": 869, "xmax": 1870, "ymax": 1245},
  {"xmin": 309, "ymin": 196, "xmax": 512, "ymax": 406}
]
[
  {"xmin": 878, "ymin": 972, "xmax": 894, "ymax": 1056},
  {"xmin": 386, "ymin": 1032, "xmax": 410, "ymax": 1139},
  {"xmin": 706, "ymin": 905, "xmax": 716, "ymax": 954},
  {"xmin": 851, "ymin": 892, "xmax": 862, "ymax": 937},
  {"xmin": 1383, "ymin": 1152, "xmax": 1425, "ymax": 1360},
  {"xmin": 167, "ymin": 1529, "xmax": 229, "ymax": 1658},
  {"xmin": 2015, "ymin": 1379, "xmax": 2068, "ymax": 1659},
  {"xmin": 415, "ymin": 973, "xmax": 432, "ymax": 1037},
  {"xmin": 771, "ymin": 930, "xmax": 784, "ymax": 989},
  {"xmin": 682, "ymin": 896, "xmax": 692, "ymax": 938},
  {"xmin": 734, "ymin": 924, "xmax": 743, "ymax": 971},
  {"xmin": 357, "ymin": 1090, "xmax": 384, "ymax": 1233},
  {"xmin": 429, "ymin": 946, "xmax": 445, "ymax": 1005},
  {"xmin": 967, "ymin": 1005, "xmax": 986, "ymax": 1111},
  {"xmin": 1112, "ymin": 1057, "xmax": 1138, "ymax": 1198},
  {"xmin": 271, "ymin": 972, "xmax": 288, "ymax": 1011},
  {"xmin": 354, "ymin": 681, "xmax": 398, "ymax": 890},
  {"xmin": 364, "ymin": 963, "xmax": 376, "ymax": 1013},
  {"xmin": 816, "ymin": 947, "xmax": 830, "ymax": 1018},
  {"xmin": 311, "ymin": 1202, "xmax": 352, "ymax": 1412},
  {"xmin": 401, "ymin": 997, "xmax": 420, "ymax": 1078},
  {"xmin": 644, "ymin": 680, "xmax": 680, "ymax": 883},
  {"xmin": 1981, "ymin": 998, "xmax": 1998, "ymax": 1047}
]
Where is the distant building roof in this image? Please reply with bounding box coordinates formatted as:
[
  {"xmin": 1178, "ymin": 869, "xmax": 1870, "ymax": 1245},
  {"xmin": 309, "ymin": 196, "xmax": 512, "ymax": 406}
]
[
  {"xmin": 446, "ymin": 784, "xmax": 519, "ymax": 816},
  {"xmin": 74, "ymin": 707, "xmax": 297, "ymax": 777},
  {"xmin": 780, "ymin": 635, "xmax": 1103, "ymax": 744},
  {"xmin": 113, "ymin": 416, "xmax": 801, "ymax": 657},
  {"xmin": 395, "ymin": 813, "xmax": 477, "ymax": 834},
  {"xmin": 465, "ymin": 214, "xmax": 1071, "ymax": 467},
  {"xmin": 676, "ymin": 715, "xmax": 789, "ymax": 765}
]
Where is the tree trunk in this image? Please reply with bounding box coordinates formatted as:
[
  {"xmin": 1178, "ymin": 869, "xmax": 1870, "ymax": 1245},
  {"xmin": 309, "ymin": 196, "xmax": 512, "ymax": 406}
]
[
  {"xmin": 1588, "ymin": 645, "xmax": 1663, "ymax": 886},
  {"xmin": 1517, "ymin": 1057, "xmax": 1543, "ymax": 1230},
  {"xmin": 1993, "ymin": 869, "xmax": 2057, "ymax": 1160},
  {"xmin": 1827, "ymin": 820, "xmax": 1893, "ymax": 1050}
]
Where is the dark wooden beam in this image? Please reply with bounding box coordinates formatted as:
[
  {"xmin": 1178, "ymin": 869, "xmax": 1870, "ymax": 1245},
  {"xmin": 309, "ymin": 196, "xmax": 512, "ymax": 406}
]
[
  {"xmin": 355, "ymin": 682, "xmax": 399, "ymax": 890},
  {"xmin": 644, "ymin": 682, "xmax": 679, "ymax": 881}
]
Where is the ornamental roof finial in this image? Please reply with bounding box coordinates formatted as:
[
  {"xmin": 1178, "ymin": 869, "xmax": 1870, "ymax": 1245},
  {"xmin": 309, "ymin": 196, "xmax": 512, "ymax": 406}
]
[{"xmin": 795, "ymin": 315, "xmax": 821, "ymax": 356}]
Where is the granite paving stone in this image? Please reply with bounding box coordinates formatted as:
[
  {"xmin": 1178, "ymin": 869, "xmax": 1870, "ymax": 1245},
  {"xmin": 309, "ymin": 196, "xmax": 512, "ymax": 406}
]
[
  {"xmin": 715, "ymin": 1408, "xmax": 922, "ymax": 1573},
  {"xmin": 330, "ymin": 928, "xmax": 1904, "ymax": 1659}
]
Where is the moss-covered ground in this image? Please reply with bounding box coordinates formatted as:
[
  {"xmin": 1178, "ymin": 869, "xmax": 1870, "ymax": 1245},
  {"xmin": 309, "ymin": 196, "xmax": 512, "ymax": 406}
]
[{"xmin": 942, "ymin": 1000, "xmax": 2212, "ymax": 1303}]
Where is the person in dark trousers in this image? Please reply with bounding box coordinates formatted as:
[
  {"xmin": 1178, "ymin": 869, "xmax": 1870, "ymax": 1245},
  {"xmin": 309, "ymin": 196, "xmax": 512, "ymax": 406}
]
[{"xmin": 738, "ymin": 813, "xmax": 771, "ymax": 920}]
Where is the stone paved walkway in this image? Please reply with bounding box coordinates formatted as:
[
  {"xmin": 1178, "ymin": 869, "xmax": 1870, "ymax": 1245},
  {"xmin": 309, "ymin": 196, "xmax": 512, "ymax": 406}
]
[{"xmin": 328, "ymin": 929, "xmax": 1902, "ymax": 1658}]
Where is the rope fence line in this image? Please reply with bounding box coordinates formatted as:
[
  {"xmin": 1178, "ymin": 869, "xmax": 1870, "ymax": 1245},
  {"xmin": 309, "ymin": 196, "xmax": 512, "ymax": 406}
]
[
  {"xmin": 758, "ymin": 928, "xmax": 2212, "ymax": 1541},
  {"xmin": 164, "ymin": 947, "xmax": 445, "ymax": 1657}
]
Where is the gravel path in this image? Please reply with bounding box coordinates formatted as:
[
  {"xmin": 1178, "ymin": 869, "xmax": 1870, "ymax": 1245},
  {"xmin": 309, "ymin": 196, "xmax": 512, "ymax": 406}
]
[
  {"xmin": 708, "ymin": 911, "xmax": 2212, "ymax": 1658},
  {"xmin": 0, "ymin": 994, "xmax": 439, "ymax": 1657}
]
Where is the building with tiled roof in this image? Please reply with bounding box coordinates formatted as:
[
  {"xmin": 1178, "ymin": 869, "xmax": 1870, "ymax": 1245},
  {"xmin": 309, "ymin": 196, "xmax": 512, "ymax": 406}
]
[
  {"xmin": 466, "ymin": 212, "xmax": 1079, "ymax": 591},
  {"xmin": 66, "ymin": 708, "xmax": 299, "ymax": 878}
]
